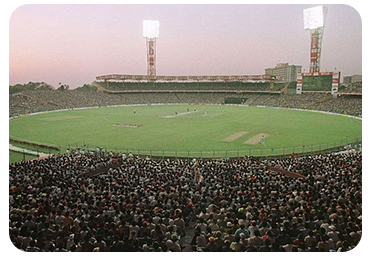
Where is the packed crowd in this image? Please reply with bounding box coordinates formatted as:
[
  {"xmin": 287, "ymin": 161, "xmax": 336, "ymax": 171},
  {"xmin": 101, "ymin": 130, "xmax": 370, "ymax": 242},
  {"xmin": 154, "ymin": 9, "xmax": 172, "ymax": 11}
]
[
  {"xmin": 10, "ymin": 91, "xmax": 239, "ymax": 117},
  {"xmin": 9, "ymin": 151, "xmax": 362, "ymax": 252},
  {"xmin": 341, "ymin": 82, "xmax": 362, "ymax": 94},
  {"xmin": 9, "ymin": 89, "xmax": 362, "ymax": 118},
  {"xmin": 251, "ymin": 94, "xmax": 362, "ymax": 117},
  {"xmin": 99, "ymin": 81, "xmax": 283, "ymax": 92},
  {"xmin": 310, "ymin": 96, "xmax": 362, "ymax": 117}
]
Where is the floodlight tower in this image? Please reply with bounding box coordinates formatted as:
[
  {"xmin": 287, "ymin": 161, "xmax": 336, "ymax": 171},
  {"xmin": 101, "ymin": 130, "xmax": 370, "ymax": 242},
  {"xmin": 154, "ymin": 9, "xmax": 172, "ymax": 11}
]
[
  {"xmin": 143, "ymin": 20, "xmax": 159, "ymax": 80},
  {"xmin": 297, "ymin": 6, "xmax": 329, "ymax": 95},
  {"xmin": 304, "ymin": 6, "xmax": 327, "ymax": 73}
]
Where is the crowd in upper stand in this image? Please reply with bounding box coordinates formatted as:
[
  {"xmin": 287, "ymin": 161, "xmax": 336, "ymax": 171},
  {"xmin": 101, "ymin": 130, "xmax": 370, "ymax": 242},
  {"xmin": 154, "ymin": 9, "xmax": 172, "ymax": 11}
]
[
  {"xmin": 341, "ymin": 82, "xmax": 362, "ymax": 94},
  {"xmin": 96, "ymin": 81, "xmax": 282, "ymax": 92},
  {"xmin": 9, "ymin": 89, "xmax": 362, "ymax": 118}
]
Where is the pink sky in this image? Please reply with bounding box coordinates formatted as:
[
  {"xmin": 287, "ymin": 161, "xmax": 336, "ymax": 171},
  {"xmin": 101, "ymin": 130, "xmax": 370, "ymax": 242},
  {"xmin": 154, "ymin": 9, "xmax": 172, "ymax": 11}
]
[{"xmin": 9, "ymin": 4, "xmax": 362, "ymax": 88}]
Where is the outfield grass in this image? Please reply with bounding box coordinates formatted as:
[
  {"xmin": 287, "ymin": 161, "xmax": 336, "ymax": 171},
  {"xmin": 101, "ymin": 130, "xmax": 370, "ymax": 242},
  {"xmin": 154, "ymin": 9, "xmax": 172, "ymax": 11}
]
[{"xmin": 9, "ymin": 105, "xmax": 362, "ymax": 157}]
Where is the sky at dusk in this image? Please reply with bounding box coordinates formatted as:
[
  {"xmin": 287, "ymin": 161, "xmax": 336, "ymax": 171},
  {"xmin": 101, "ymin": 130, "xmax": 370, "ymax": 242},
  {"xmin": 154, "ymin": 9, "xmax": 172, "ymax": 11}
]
[{"xmin": 9, "ymin": 4, "xmax": 362, "ymax": 88}]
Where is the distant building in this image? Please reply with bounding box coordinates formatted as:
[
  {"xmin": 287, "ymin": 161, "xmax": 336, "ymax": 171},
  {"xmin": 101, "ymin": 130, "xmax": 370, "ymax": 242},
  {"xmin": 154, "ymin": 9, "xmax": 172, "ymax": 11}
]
[
  {"xmin": 265, "ymin": 63, "xmax": 302, "ymax": 83},
  {"xmin": 343, "ymin": 75, "xmax": 362, "ymax": 84},
  {"xmin": 343, "ymin": 77, "xmax": 350, "ymax": 84}
]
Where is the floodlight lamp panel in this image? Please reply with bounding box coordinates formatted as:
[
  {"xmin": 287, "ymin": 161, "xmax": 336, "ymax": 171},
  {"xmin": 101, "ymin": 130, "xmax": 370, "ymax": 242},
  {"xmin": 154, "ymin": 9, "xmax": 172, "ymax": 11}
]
[
  {"xmin": 304, "ymin": 6, "xmax": 327, "ymax": 30},
  {"xmin": 143, "ymin": 20, "xmax": 159, "ymax": 38}
]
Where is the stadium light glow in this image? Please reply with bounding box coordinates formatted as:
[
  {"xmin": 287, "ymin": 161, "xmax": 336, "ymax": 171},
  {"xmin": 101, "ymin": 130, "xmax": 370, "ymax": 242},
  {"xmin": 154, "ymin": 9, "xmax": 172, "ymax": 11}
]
[
  {"xmin": 143, "ymin": 20, "xmax": 159, "ymax": 38},
  {"xmin": 303, "ymin": 6, "xmax": 327, "ymax": 30}
]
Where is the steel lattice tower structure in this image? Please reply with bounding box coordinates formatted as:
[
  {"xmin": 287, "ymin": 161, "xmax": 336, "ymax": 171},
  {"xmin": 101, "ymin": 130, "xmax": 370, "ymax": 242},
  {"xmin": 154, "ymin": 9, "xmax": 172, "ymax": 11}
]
[
  {"xmin": 297, "ymin": 6, "xmax": 339, "ymax": 96},
  {"xmin": 146, "ymin": 38, "xmax": 156, "ymax": 78},
  {"xmin": 143, "ymin": 20, "xmax": 159, "ymax": 80},
  {"xmin": 309, "ymin": 26, "xmax": 325, "ymax": 74},
  {"xmin": 305, "ymin": 6, "xmax": 327, "ymax": 74}
]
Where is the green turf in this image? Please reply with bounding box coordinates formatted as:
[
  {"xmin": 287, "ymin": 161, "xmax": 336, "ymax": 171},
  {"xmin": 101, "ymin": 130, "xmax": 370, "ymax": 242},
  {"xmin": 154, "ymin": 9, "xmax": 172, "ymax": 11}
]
[
  {"xmin": 9, "ymin": 150, "xmax": 37, "ymax": 164},
  {"xmin": 9, "ymin": 105, "xmax": 362, "ymax": 157}
]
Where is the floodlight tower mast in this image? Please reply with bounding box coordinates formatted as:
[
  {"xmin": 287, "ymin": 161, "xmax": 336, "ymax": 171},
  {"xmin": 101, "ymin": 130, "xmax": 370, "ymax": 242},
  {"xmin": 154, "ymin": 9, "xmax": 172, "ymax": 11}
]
[
  {"xmin": 309, "ymin": 27, "xmax": 324, "ymax": 73},
  {"xmin": 304, "ymin": 6, "xmax": 327, "ymax": 74},
  {"xmin": 297, "ymin": 6, "xmax": 332, "ymax": 95},
  {"xmin": 146, "ymin": 38, "xmax": 156, "ymax": 78},
  {"xmin": 143, "ymin": 20, "xmax": 159, "ymax": 80}
]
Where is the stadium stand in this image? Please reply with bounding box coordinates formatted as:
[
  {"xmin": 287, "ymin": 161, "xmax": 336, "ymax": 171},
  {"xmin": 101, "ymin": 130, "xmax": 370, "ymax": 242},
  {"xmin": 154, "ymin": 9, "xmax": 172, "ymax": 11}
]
[
  {"xmin": 339, "ymin": 82, "xmax": 362, "ymax": 94},
  {"xmin": 9, "ymin": 89, "xmax": 362, "ymax": 118},
  {"xmin": 95, "ymin": 81, "xmax": 285, "ymax": 92},
  {"xmin": 9, "ymin": 83, "xmax": 362, "ymax": 252},
  {"xmin": 9, "ymin": 151, "xmax": 361, "ymax": 252}
]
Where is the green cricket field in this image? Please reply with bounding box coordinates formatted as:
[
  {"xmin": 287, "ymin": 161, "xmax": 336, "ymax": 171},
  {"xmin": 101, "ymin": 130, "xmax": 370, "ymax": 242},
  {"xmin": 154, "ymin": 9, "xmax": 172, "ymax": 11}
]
[{"xmin": 9, "ymin": 104, "xmax": 362, "ymax": 157}]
